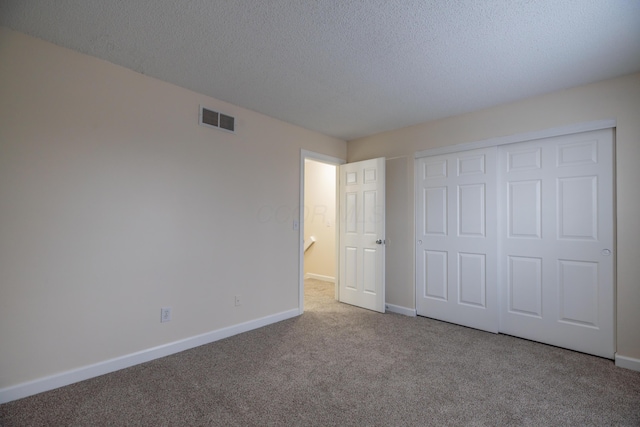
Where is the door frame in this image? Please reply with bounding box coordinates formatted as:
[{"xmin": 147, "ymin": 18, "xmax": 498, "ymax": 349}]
[{"xmin": 299, "ymin": 150, "xmax": 345, "ymax": 314}]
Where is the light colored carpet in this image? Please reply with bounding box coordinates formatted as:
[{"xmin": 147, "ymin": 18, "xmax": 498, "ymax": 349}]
[{"xmin": 1, "ymin": 278, "xmax": 639, "ymax": 426}]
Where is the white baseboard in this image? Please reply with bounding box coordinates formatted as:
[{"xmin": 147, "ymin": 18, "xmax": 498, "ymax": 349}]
[
  {"xmin": 304, "ymin": 273, "xmax": 335, "ymax": 283},
  {"xmin": 0, "ymin": 309, "xmax": 299, "ymax": 404},
  {"xmin": 385, "ymin": 303, "xmax": 416, "ymax": 317},
  {"xmin": 615, "ymin": 354, "xmax": 640, "ymax": 372}
]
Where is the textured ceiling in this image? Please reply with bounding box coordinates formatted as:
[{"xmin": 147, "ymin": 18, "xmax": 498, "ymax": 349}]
[{"xmin": 1, "ymin": 1, "xmax": 639, "ymax": 140}]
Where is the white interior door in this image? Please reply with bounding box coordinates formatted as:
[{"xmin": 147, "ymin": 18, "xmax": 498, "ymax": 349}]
[
  {"xmin": 339, "ymin": 158, "xmax": 385, "ymax": 313},
  {"xmin": 416, "ymin": 148, "xmax": 498, "ymax": 332},
  {"xmin": 499, "ymin": 129, "xmax": 614, "ymax": 358}
]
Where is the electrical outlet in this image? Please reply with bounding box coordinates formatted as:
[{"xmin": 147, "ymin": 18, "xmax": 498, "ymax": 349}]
[
  {"xmin": 234, "ymin": 295, "xmax": 242, "ymax": 306},
  {"xmin": 161, "ymin": 307, "xmax": 172, "ymax": 323}
]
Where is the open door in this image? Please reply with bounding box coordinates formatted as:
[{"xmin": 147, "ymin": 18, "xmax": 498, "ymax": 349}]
[
  {"xmin": 339, "ymin": 158, "xmax": 386, "ymax": 313},
  {"xmin": 299, "ymin": 151, "xmax": 344, "ymax": 314}
]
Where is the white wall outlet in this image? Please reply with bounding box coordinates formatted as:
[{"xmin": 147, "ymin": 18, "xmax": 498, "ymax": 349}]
[
  {"xmin": 234, "ymin": 295, "xmax": 242, "ymax": 306},
  {"xmin": 160, "ymin": 307, "xmax": 172, "ymax": 323}
]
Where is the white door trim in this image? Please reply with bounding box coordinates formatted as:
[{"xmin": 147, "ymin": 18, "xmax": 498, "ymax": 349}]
[
  {"xmin": 299, "ymin": 150, "xmax": 345, "ymax": 314},
  {"xmin": 415, "ymin": 119, "xmax": 616, "ymax": 158}
]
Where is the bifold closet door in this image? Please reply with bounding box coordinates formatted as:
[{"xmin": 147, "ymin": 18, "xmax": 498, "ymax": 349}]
[
  {"xmin": 416, "ymin": 147, "xmax": 498, "ymax": 333},
  {"xmin": 499, "ymin": 129, "xmax": 614, "ymax": 359}
]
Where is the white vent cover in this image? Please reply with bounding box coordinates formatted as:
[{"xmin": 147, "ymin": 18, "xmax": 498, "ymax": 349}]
[{"xmin": 199, "ymin": 106, "xmax": 236, "ymax": 133}]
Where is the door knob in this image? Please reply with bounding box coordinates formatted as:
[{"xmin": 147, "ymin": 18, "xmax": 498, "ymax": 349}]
[
  {"xmin": 376, "ymin": 239, "xmax": 384, "ymax": 245},
  {"xmin": 601, "ymin": 249, "xmax": 612, "ymax": 256}
]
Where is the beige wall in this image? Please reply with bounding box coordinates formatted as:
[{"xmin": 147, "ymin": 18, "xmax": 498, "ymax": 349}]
[
  {"xmin": 0, "ymin": 27, "xmax": 346, "ymax": 389},
  {"xmin": 348, "ymin": 73, "xmax": 640, "ymax": 362},
  {"xmin": 303, "ymin": 160, "xmax": 336, "ymax": 279}
]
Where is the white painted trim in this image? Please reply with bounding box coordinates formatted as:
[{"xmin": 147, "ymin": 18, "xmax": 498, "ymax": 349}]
[
  {"xmin": 615, "ymin": 354, "xmax": 640, "ymax": 372},
  {"xmin": 385, "ymin": 303, "xmax": 417, "ymax": 317},
  {"xmin": 301, "ymin": 150, "xmax": 345, "ymax": 166},
  {"xmin": 304, "ymin": 273, "xmax": 336, "ymax": 283},
  {"xmin": 299, "ymin": 150, "xmax": 345, "ymax": 314},
  {"xmin": 415, "ymin": 119, "xmax": 616, "ymax": 158},
  {"xmin": 0, "ymin": 309, "xmax": 299, "ymax": 404}
]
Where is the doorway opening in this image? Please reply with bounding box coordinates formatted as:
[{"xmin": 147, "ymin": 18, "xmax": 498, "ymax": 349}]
[{"xmin": 299, "ymin": 151, "xmax": 344, "ymax": 314}]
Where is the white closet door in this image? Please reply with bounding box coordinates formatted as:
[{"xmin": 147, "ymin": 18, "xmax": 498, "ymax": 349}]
[
  {"xmin": 499, "ymin": 129, "xmax": 614, "ymax": 358},
  {"xmin": 416, "ymin": 147, "xmax": 498, "ymax": 333}
]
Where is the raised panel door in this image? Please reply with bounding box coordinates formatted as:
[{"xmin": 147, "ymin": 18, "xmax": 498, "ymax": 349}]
[
  {"xmin": 499, "ymin": 129, "xmax": 614, "ymax": 358},
  {"xmin": 339, "ymin": 158, "xmax": 386, "ymax": 312}
]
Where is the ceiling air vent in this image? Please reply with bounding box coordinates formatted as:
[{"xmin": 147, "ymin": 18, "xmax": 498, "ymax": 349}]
[{"xmin": 199, "ymin": 106, "xmax": 235, "ymax": 133}]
